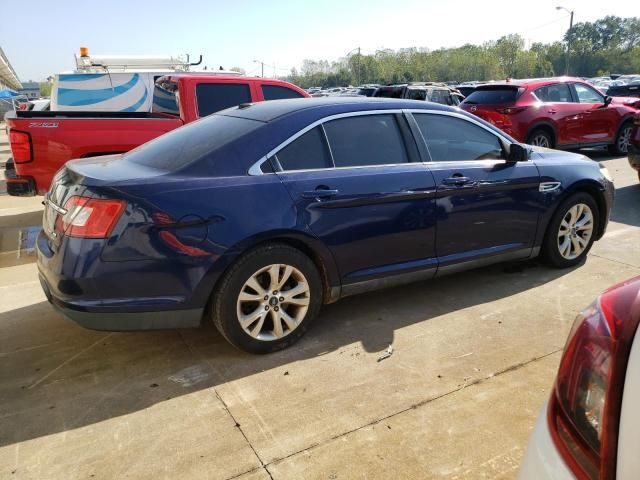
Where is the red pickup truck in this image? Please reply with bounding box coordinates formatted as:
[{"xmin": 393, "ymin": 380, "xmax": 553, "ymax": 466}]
[{"xmin": 5, "ymin": 75, "xmax": 309, "ymax": 196}]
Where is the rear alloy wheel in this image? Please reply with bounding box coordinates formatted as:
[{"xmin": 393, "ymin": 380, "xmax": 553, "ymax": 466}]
[
  {"xmin": 542, "ymin": 193, "xmax": 599, "ymax": 268},
  {"xmin": 527, "ymin": 129, "xmax": 553, "ymax": 149},
  {"xmin": 211, "ymin": 244, "xmax": 322, "ymax": 353},
  {"xmin": 608, "ymin": 122, "xmax": 633, "ymax": 156}
]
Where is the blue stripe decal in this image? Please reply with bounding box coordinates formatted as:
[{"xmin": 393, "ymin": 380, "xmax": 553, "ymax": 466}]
[
  {"xmin": 120, "ymin": 85, "xmax": 148, "ymax": 112},
  {"xmin": 58, "ymin": 74, "xmax": 139, "ymax": 106},
  {"xmin": 59, "ymin": 73, "xmax": 107, "ymax": 82},
  {"xmin": 152, "ymin": 94, "xmax": 178, "ymax": 110}
]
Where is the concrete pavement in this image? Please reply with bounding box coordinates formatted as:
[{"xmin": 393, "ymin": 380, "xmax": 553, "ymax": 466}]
[{"xmin": 0, "ymin": 126, "xmax": 638, "ymax": 479}]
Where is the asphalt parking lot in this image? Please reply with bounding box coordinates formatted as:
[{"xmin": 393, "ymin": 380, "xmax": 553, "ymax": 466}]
[{"xmin": 0, "ymin": 124, "xmax": 638, "ymax": 480}]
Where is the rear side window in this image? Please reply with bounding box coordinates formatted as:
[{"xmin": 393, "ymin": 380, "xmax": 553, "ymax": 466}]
[
  {"xmin": 463, "ymin": 88, "xmax": 521, "ymax": 105},
  {"xmin": 125, "ymin": 114, "xmax": 261, "ymax": 170},
  {"xmin": 262, "ymin": 85, "xmax": 305, "ymax": 100},
  {"xmin": 407, "ymin": 89, "xmax": 427, "ymax": 101},
  {"xmin": 196, "ymin": 83, "xmax": 251, "ymax": 117},
  {"xmin": 276, "ymin": 126, "xmax": 332, "ymax": 171},
  {"xmin": 534, "ymin": 84, "xmax": 572, "ymax": 103},
  {"xmin": 414, "ymin": 114, "xmax": 503, "ymax": 162},
  {"xmin": 323, "ymin": 114, "xmax": 408, "ymax": 167},
  {"xmin": 152, "ymin": 81, "xmax": 179, "ymax": 115},
  {"xmin": 430, "ymin": 89, "xmax": 453, "ymax": 105}
]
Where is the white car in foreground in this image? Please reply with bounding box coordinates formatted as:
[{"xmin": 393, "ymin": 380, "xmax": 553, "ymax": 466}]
[{"xmin": 519, "ymin": 276, "xmax": 640, "ymax": 479}]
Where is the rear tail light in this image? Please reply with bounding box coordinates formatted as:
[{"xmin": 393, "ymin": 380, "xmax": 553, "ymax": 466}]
[
  {"xmin": 56, "ymin": 196, "xmax": 126, "ymax": 238},
  {"xmin": 9, "ymin": 130, "xmax": 32, "ymax": 163},
  {"xmin": 495, "ymin": 106, "xmax": 528, "ymax": 115},
  {"xmin": 549, "ymin": 278, "xmax": 640, "ymax": 479}
]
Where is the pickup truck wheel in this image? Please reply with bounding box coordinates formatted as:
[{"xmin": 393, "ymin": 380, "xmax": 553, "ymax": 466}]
[
  {"xmin": 210, "ymin": 244, "xmax": 323, "ymax": 354},
  {"xmin": 608, "ymin": 121, "xmax": 633, "ymax": 156},
  {"xmin": 541, "ymin": 192, "xmax": 599, "ymax": 268},
  {"xmin": 527, "ymin": 129, "xmax": 554, "ymax": 149}
]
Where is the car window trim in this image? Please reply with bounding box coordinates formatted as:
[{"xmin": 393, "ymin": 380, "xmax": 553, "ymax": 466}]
[
  {"xmin": 405, "ymin": 109, "xmax": 513, "ymax": 163},
  {"xmin": 249, "ymin": 109, "xmax": 412, "ymax": 175}
]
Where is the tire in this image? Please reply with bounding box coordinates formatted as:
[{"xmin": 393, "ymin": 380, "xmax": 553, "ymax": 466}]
[
  {"xmin": 541, "ymin": 192, "xmax": 599, "ymax": 268},
  {"xmin": 210, "ymin": 243, "xmax": 323, "ymax": 354},
  {"xmin": 608, "ymin": 121, "xmax": 633, "ymax": 156},
  {"xmin": 527, "ymin": 129, "xmax": 554, "ymax": 149}
]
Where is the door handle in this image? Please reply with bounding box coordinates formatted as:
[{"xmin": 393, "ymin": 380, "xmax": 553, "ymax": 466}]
[
  {"xmin": 442, "ymin": 176, "xmax": 474, "ymax": 187},
  {"xmin": 302, "ymin": 188, "xmax": 339, "ymax": 199},
  {"xmin": 548, "ymin": 109, "xmax": 557, "ymax": 114}
]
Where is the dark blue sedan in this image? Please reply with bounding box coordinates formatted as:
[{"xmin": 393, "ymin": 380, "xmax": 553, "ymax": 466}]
[{"xmin": 37, "ymin": 98, "xmax": 614, "ymax": 353}]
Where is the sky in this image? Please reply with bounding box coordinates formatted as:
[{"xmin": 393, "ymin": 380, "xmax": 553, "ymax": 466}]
[{"xmin": 2, "ymin": 0, "xmax": 639, "ymax": 82}]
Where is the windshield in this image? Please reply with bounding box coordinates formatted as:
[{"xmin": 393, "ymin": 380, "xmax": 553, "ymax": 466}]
[{"xmin": 125, "ymin": 114, "xmax": 262, "ymax": 171}]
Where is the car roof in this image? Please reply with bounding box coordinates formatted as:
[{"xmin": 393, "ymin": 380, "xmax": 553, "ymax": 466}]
[
  {"xmin": 216, "ymin": 97, "xmax": 457, "ymax": 123},
  {"xmin": 475, "ymin": 77, "xmax": 586, "ymax": 89}
]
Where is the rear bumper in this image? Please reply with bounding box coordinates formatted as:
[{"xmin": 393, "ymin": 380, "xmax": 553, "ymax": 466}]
[
  {"xmin": 5, "ymin": 165, "xmax": 37, "ymax": 196},
  {"xmin": 39, "ymin": 272, "xmax": 203, "ymax": 331},
  {"xmin": 518, "ymin": 402, "xmax": 574, "ymax": 480}
]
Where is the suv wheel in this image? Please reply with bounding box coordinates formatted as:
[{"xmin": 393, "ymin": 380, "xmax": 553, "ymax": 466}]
[
  {"xmin": 211, "ymin": 244, "xmax": 323, "ymax": 354},
  {"xmin": 541, "ymin": 193, "xmax": 599, "ymax": 268},
  {"xmin": 527, "ymin": 129, "xmax": 554, "ymax": 149},
  {"xmin": 608, "ymin": 121, "xmax": 633, "ymax": 156}
]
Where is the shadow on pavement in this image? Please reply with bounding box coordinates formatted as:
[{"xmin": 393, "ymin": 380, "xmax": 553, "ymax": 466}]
[
  {"xmin": 611, "ymin": 183, "xmax": 640, "ymax": 227},
  {"xmin": 0, "ymin": 257, "xmax": 575, "ymax": 447}
]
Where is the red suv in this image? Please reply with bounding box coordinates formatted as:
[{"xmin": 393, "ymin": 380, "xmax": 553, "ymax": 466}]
[{"xmin": 460, "ymin": 78, "xmax": 640, "ymax": 155}]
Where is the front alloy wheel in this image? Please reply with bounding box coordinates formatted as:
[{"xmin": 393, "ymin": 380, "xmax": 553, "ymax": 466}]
[
  {"xmin": 237, "ymin": 264, "xmax": 310, "ymax": 341},
  {"xmin": 542, "ymin": 192, "xmax": 599, "ymax": 268},
  {"xmin": 557, "ymin": 203, "xmax": 594, "ymax": 260}
]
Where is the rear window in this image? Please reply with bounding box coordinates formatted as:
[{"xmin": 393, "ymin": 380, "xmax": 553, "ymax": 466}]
[
  {"xmin": 125, "ymin": 114, "xmax": 262, "ymax": 171},
  {"xmin": 463, "ymin": 87, "xmax": 521, "ymax": 105},
  {"xmin": 152, "ymin": 80, "xmax": 180, "ymax": 115},
  {"xmin": 262, "ymin": 84, "xmax": 305, "ymax": 100},
  {"xmin": 374, "ymin": 87, "xmax": 404, "ymax": 99},
  {"xmin": 196, "ymin": 83, "xmax": 252, "ymax": 117}
]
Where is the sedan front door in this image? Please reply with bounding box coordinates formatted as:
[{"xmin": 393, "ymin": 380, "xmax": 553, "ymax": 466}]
[{"xmin": 410, "ymin": 112, "xmax": 542, "ymax": 273}]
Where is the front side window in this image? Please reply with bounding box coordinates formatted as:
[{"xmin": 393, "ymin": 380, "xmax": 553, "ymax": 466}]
[
  {"xmin": 196, "ymin": 83, "xmax": 251, "ymax": 117},
  {"xmin": 534, "ymin": 83, "xmax": 572, "ymax": 103},
  {"xmin": 262, "ymin": 84, "xmax": 305, "ymax": 100},
  {"xmin": 414, "ymin": 114, "xmax": 504, "ymax": 162},
  {"xmin": 323, "ymin": 114, "xmax": 409, "ymax": 167},
  {"xmin": 276, "ymin": 126, "xmax": 332, "ymax": 171},
  {"xmin": 574, "ymin": 84, "xmax": 604, "ymax": 104}
]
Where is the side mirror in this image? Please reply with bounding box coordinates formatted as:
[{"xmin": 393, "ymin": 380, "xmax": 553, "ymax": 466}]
[
  {"xmin": 508, "ymin": 143, "xmax": 529, "ymax": 162},
  {"xmin": 604, "ymin": 96, "xmax": 613, "ymax": 107}
]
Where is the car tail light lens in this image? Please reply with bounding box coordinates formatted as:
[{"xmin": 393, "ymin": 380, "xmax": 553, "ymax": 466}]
[
  {"xmin": 495, "ymin": 106, "xmax": 527, "ymax": 115},
  {"xmin": 9, "ymin": 130, "xmax": 32, "ymax": 163},
  {"xmin": 56, "ymin": 196, "xmax": 126, "ymax": 238},
  {"xmin": 549, "ymin": 278, "xmax": 640, "ymax": 479}
]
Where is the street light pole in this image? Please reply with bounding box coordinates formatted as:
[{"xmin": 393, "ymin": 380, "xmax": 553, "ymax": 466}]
[
  {"xmin": 556, "ymin": 6, "xmax": 574, "ymax": 76},
  {"xmin": 253, "ymin": 59, "xmax": 265, "ymax": 78}
]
